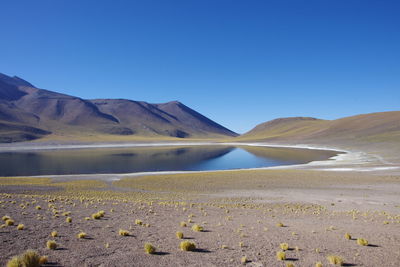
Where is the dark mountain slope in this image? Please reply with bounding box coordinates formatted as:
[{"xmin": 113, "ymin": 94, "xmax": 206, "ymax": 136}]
[{"xmin": 0, "ymin": 72, "xmax": 237, "ymax": 142}]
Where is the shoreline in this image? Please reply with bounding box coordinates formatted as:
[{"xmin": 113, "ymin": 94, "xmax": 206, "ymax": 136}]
[{"xmin": 0, "ymin": 141, "xmax": 398, "ymax": 180}]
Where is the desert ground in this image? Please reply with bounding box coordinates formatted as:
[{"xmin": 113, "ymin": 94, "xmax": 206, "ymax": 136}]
[{"xmin": 0, "ymin": 143, "xmax": 399, "ymax": 266}]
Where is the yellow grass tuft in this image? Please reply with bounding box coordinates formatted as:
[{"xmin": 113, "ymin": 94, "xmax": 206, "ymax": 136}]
[
  {"xmin": 276, "ymin": 222, "xmax": 284, "ymax": 227},
  {"xmin": 51, "ymin": 231, "xmax": 58, "ymax": 237},
  {"xmin": 6, "ymin": 219, "xmax": 15, "ymax": 226},
  {"xmin": 46, "ymin": 240, "xmax": 57, "ymax": 250},
  {"xmin": 39, "ymin": 256, "xmax": 48, "ymax": 265},
  {"xmin": 280, "ymin": 243, "xmax": 289, "ymax": 250},
  {"xmin": 276, "ymin": 251, "xmax": 286, "ymax": 261},
  {"xmin": 21, "ymin": 250, "xmax": 41, "ymax": 267},
  {"xmin": 241, "ymin": 256, "xmax": 248, "ymax": 264},
  {"xmin": 17, "ymin": 224, "xmax": 24, "ymax": 230},
  {"xmin": 180, "ymin": 221, "xmax": 187, "ymax": 227},
  {"xmin": 180, "ymin": 241, "xmax": 196, "ymax": 251},
  {"xmin": 144, "ymin": 243, "xmax": 156, "ymax": 254},
  {"xmin": 35, "ymin": 206, "xmax": 41, "ymax": 210},
  {"xmin": 191, "ymin": 224, "xmax": 204, "ymax": 232},
  {"xmin": 118, "ymin": 229, "xmax": 129, "ymax": 236},
  {"xmin": 135, "ymin": 219, "xmax": 143, "ymax": 225},
  {"xmin": 286, "ymin": 263, "xmax": 295, "ymax": 267},
  {"xmin": 344, "ymin": 233, "xmax": 352, "ymax": 240},
  {"xmin": 357, "ymin": 238, "xmax": 368, "ymax": 246},
  {"xmin": 91, "ymin": 213, "xmax": 102, "ymax": 219},
  {"xmin": 327, "ymin": 255, "xmax": 344, "ymax": 265},
  {"xmin": 6, "ymin": 256, "xmax": 23, "ymax": 267},
  {"xmin": 7, "ymin": 249, "xmax": 46, "ymax": 267},
  {"xmin": 176, "ymin": 231, "xmax": 184, "ymax": 239},
  {"xmin": 2, "ymin": 215, "xmax": 11, "ymax": 221},
  {"xmin": 315, "ymin": 262, "xmax": 323, "ymax": 267},
  {"xmin": 77, "ymin": 232, "xmax": 87, "ymax": 239},
  {"xmin": 65, "ymin": 217, "xmax": 72, "ymax": 223}
]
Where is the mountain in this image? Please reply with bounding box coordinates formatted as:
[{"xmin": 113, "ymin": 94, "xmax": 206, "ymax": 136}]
[
  {"xmin": 240, "ymin": 112, "xmax": 400, "ymax": 158},
  {"xmin": 0, "ymin": 73, "xmax": 237, "ymax": 142}
]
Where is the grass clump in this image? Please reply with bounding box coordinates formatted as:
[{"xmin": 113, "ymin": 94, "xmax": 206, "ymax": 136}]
[
  {"xmin": 357, "ymin": 238, "xmax": 368, "ymax": 246},
  {"xmin": 21, "ymin": 250, "xmax": 41, "ymax": 267},
  {"xmin": 65, "ymin": 217, "xmax": 72, "ymax": 223},
  {"xmin": 98, "ymin": 210, "xmax": 105, "ymax": 217},
  {"xmin": 180, "ymin": 221, "xmax": 187, "ymax": 227},
  {"xmin": 180, "ymin": 241, "xmax": 196, "ymax": 251},
  {"xmin": 39, "ymin": 256, "xmax": 48, "ymax": 265},
  {"xmin": 91, "ymin": 212, "xmax": 102, "ymax": 219},
  {"xmin": 6, "ymin": 219, "xmax": 15, "ymax": 226},
  {"xmin": 17, "ymin": 224, "xmax": 24, "ymax": 230},
  {"xmin": 46, "ymin": 240, "xmax": 57, "ymax": 250},
  {"xmin": 280, "ymin": 243, "xmax": 289, "ymax": 250},
  {"xmin": 176, "ymin": 231, "xmax": 184, "ymax": 239},
  {"xmin": 276, "ymin": 222, "xmax": 284, "ymax": 227},
  {"xmin": 77, "ymin": 232, "xmax": 87, "ymax": 239},
  {"xmin": 144, "ymin": 243, "xmax": 156, "ymax": 254},
  {"xmin": 2, "ymin": 215, "xmax": 11, "ymax": 221},
  {"xmin": 241, "ymin": 256, "xmax": 248, "ymax": 264},
  {"xmin": 327, "ymin": 255, "xmax": 344, "ymax": 265},
  {"xmin": 276, "ymin": 251, "xmax": 286, "ymax": 261},
  {"xmin": 191, "ymin": 224, "xmax": 204, "ymax": 232},
  {"xmin": 286, "ymin": 263, "xmax": 295, "ymax": 267},
  {"xmin": 51, "ymin": 231, "xmax": 58, "ymax": 237},
  {"xmin": 315, "ymin": 262, "xmax": 323, "ymax": 267},
  {"xmin": 135, "ymin": 219, "xmax": 143, "ymax": 225},
  {"xmin": 6, "ymin": 249, "xmax": 46, "ymax": 267},
  {"xmin": 118, "ymin": 229, "xmax": 129, "ymax": 236},
  {"xmin": 344, "ymin": 233, "xmax": 351, "ymax": 240},
  {"xmin": 6, "ymin": 256, "xmax": 23, "ymax": 267}
]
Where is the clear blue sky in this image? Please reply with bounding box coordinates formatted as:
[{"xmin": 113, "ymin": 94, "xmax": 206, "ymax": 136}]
[{"xmin": 1, "ymin": 0, "xmax": 399, "ymax": 133}]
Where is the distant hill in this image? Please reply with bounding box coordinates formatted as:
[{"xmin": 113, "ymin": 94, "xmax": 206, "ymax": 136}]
[
  {"xmin": 0, "ymin": 73, "xmax": 237, "ymax": 142},
  {"xmin": 240, "ymin": 112, "xmax": 400, "ymax": 151}
]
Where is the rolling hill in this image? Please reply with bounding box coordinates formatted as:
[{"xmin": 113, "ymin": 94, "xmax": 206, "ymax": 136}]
[
  {"xmin": 0, "ymin": 73, "xmax": 237, "ymax": 142},
  {"xmin": 242, "ymin": 112, "xmax": 400, "ymax": 143},
  {"xmin": 240, "ymin": 112, "xmax": 400, "ymax": 160}
]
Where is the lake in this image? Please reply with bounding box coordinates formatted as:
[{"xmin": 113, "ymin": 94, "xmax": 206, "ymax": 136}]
[{"xmin": 0, "ymin": 145, "xmax": 340, "ymax": 176}]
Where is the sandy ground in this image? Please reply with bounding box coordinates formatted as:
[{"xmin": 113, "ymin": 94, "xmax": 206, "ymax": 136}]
[{"xmin": 0, "ymin": 168, "xmax": 399, "ymax": 267}]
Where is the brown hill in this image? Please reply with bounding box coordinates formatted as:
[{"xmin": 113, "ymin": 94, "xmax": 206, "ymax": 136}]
[
  {"xmin": 0, "ymin": 73, "xmax": 237, "ymax": 142},
  {"xmin": 240, "ymin": 112, "xmax": 400, "ymax": 159}
]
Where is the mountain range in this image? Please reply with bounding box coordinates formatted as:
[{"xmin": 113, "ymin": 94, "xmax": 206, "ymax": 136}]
[
  {"xmin": 0, "ymin": 72, "xmax": 399, "ymax": 152},
  {"xmin": 0, "ymin": 73, "xmax": 237, "ymax": 142}
]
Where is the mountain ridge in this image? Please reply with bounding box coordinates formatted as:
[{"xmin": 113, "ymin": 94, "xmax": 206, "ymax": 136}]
[{"xmin": 0, "ymin": 73, "xmax": 237, "ymax": 142}]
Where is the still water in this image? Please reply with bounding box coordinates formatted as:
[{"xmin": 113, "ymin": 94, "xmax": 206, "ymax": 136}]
[{"xmin": 0, "ymin": 145, "xmax": 339, "ymax": 176}]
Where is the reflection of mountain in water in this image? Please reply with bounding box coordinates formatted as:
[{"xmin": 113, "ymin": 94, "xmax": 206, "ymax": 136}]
[
  {"xmin": 240, "ymin": 146, "xmax": 339, "ymax": 164},
  {"xmin": 0, "ymin": 146, "xmax": 234, "ymax": 176}
]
